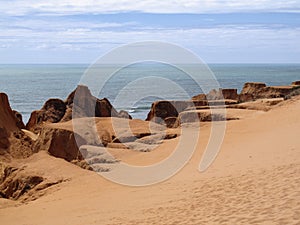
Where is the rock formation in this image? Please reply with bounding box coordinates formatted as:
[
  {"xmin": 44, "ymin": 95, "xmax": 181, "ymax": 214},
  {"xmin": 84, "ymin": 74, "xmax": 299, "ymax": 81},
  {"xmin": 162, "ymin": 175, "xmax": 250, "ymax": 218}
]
[
  {"xmin": 26, "ymin": 85, "xmax": 131, "ymax": 131},
  {"xmin": 0, "ymin": 93, "xmax": 20, "ymax": 133},
  {"xmin": 0, "ymin": 93, "xmax": 34, "ymax": 159},
  {"xmin": 239, "ymin": 82, "xmax": 299, "ymax": 101},
  {"xmin": 146, "ymin": 100, "xmax": 207, "ymax": 123},
  {"xmin": 206, "ymin": 88, "xmax": 239, "ymax": 101},
  {"xmin": 12, "ymin": 110, "xmax": 25, "ymax": 129},
  {"xmin": 33, "ymin": 127, "xmax": 86, "ymax": 162},
  {"xmin": 148, "ymin": 81, "xmax": 300, "ymax": 126},
  {"xmin": 292, "ymin": 81, "xmax": 300, "ymax": 86},
  {"xmin": 26, "ymin": 99, "xmax": 66, "ymax": 131}
]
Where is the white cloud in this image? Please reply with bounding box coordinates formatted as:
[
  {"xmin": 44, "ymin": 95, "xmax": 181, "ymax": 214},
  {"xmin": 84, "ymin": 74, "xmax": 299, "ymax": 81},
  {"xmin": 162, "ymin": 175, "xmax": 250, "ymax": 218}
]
[{"xmin": 0, "ymin": 0, "xmax": 300, "ymax": 15}]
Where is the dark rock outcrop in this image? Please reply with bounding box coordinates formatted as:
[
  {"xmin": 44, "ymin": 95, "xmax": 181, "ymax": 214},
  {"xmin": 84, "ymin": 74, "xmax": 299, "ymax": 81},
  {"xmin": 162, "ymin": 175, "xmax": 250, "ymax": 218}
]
[
  {"xmin": 12, "ymin": 110, "xmax": 25, "ymax": 129},
  {"xmin": 238, "ymin": 93, "xmax": 255, "ymax": 102},
  {"xmin": 164, "ymin": 117, "xmax": 178, "ymax": 128},
  {"xmin": 240, "ymin": 82, "xmax": 267, "ymax": 97},
  {"xmin": 0, "ymin": 93, "xmax": 20, "ymax": 133},
  {"xmin": 0, "ymin": 162, "xmax": 66, "ymax": 201},
  {"xmin": 178, "ymin": 110, "xmax": 227, "ymax": 124},
  {"xmin": 192, "ymin": 93, "xmax": 207, "ymax": 101},
  {"xmin": 118, "ymin": 110, "xmax": 132, "ymax": 119},
  {"xmin": 207, "ymin": 88, "xmax": 239, "ymax": 101},
  {"xmin": 33, "ymin": 127, "xmax": 86, "ymax": 162},
  {"xmin": 146, "ymin": 100, "xmax": 207, "ymax": 123},
  {"xmin": 0, "ymin": 93, "xmax": 34, "ymax": 158},
  {"xmin": 66, "ymin": 85, "xmax": 120, "ymax": 119},
  {"xmin": 292, "ymin": 81, "xmax": 300, "ymax": 86},
  {"xmin": 0, "ymin": 164, "xmax": 44, "ymax": 200},
  {"xmin": 26, "ymin": 99, "xmax": 66, "ymax": 131},
  {"xmin": 239, "ymin": 82, "xmax": 297, "ymax": 101},
  {"xmin": 0, "ymin": 127, "xmax": 9, "ymax": 150},
  {"xmin": 27, "ymin": 85, "xmax": 131, "ymax": 131}
]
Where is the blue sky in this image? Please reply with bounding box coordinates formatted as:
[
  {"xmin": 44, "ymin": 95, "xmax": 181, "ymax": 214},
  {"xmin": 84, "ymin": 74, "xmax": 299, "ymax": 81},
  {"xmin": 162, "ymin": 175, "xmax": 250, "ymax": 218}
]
[{"xmin": 0, "ymin": 0, "xmax": 300, "ymax": 63}]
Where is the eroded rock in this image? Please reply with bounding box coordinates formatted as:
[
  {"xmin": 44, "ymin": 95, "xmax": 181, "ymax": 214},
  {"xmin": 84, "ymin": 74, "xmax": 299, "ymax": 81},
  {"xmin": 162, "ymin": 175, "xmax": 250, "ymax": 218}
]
[{"xmin": 33, "ymin": 127, "xmax": 86, "ymax": 162}]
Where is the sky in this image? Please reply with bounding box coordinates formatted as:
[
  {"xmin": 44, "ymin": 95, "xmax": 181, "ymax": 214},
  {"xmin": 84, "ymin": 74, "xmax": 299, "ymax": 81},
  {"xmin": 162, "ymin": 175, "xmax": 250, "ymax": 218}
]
[{"xmin": 0, "ymin": 0, "xmax": 300, "ymax": 63}]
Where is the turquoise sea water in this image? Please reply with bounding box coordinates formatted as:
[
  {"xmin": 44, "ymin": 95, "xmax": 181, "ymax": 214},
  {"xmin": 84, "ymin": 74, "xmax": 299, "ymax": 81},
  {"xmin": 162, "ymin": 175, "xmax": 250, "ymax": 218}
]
[{"xmin": 0, "ymin": 63, "xmax": 299, "ymax": 122}]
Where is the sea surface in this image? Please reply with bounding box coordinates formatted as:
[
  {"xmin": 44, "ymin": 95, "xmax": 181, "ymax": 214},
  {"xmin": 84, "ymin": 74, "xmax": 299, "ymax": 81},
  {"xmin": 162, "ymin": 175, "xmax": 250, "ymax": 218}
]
[{"xmin": 0, "ymin": 63, "xmax": 299, "ymax": 123}]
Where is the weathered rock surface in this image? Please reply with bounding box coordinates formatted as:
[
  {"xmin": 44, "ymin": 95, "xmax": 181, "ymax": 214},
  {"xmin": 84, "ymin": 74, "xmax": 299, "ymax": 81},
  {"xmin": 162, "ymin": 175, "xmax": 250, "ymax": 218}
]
[
  {"xmin": 0, "ymin": 93, "xmax": 34, "ymax": 158},
  {"xmin": 0, "ymin": 128, "xmax": 9, "ymax": 150},
  {"xmin": 26, "ymin": 98, "xmax": 66, "ymax": 131},
  {"xmin": 228, "ymin": 98, "xmax": 285, "ymax": 111},
  {"xmin": 240, "ymin": 82, "xmax": 267, "ymax": 96},
  {"xmin": 66, "ymin": 85, "xmax": 120, "ymax": 119},
  {"xmin": 207, "ymin": 88, "xmax": 239, "ymax": 101},
  {"xmin": 191, "ymin": 93, "xmax": 207, "ymax": 101},
  {"xmin": 12, "ymin": 110, "xmax": 25, "ymax": 129},
  {"xmin": 292, "ymin": 81, "xmax": 300, "ymax": 86},
  {"xmin": 239, "ymin": 82, "xmax": 299, "ymax": 101},
  {"xmin": 118, "ymin": 110, "xmax": 132, "ymax": 119},
  {"xmin": 26, "ymin": 85, "xmax": 132, "ymax": 131},
  {"xmin": 164, "ymin": 117, "xmax": 178, "ymax": 128},
  {"xmin": 178, "ymin": 110, "xmax": 228, "ymax": 124},
  {"xmin": 33, "ymin": 127, "xmax": 86, "ymax": 162},
  {"xmin": 0, "ymin": 93, "xmax": 20, "ymax": 133},
  {"xmin": 0, "ymin": 164, "xmax": 44, "ymax": 200},
  {"xmin": 146, "ymin": 100, "xmax": 207, "ymax": 123},
  {"xmin": 0, "ymin": 154, "xmax": 69, "ymax": 202}
]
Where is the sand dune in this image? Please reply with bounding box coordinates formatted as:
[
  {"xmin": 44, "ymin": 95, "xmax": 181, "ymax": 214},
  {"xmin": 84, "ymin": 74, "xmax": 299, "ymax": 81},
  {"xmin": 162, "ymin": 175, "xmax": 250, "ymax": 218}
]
[{"xmin": 1, "ymin": 96, "xmax": 300, "ymax": 224}]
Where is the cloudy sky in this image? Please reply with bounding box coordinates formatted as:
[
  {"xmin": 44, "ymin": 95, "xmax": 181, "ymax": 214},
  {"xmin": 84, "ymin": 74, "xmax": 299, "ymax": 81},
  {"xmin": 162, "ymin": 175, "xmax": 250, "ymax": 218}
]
[{"xmin": 0, "ymin": 0, "xmax": 300, "ymax": 63}]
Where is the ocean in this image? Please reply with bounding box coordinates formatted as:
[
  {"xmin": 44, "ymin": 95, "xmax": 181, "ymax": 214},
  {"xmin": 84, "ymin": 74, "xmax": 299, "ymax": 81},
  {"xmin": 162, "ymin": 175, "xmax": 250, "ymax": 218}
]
[{"xmin": 0, "ymin": 63, "xmax": 300, "ymax": 123}]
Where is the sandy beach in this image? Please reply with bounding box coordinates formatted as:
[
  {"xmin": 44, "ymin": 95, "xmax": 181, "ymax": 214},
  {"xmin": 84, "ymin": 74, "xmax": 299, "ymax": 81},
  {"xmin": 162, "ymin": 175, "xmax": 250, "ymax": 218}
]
[{"xmin": 1, "ymin": 92, "xmax": 299, "ymax": 224}]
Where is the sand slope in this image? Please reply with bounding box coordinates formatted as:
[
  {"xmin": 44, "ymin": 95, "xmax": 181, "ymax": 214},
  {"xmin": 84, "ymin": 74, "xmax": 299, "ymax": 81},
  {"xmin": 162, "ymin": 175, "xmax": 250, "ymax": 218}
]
[{"xmin": 0, "ymin": 97, "xmax": 300, "ymax": 224}]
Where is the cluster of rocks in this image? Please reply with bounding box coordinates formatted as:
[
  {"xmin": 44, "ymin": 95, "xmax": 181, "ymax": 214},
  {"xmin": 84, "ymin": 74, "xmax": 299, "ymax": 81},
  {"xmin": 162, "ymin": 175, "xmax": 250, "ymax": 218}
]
[
  {"xmin": 147, "ymin": 81, "xmax": 300, "ymax": 127},
  {"xmin": 0, "ymin": 85, "xmax": 178, "ymax": 171},
  {"xmin": 1, "ymin": 81, "xmax": 300, "ymax": 200},
  {"xmin": 26, "ymin": 85, "xmax": 131, "ymax": 132}
]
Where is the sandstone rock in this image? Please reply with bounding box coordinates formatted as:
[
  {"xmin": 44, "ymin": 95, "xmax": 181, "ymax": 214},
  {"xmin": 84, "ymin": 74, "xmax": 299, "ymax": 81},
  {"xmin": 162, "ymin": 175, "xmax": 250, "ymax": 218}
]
[
  {"xmin": 0, "ymin": 161, "xmax": 66, "ymax": 201},
  {"xmin": 60, "ymin": 107, "xmax": 72, "ymax": 122},
  {"xmin": 207, "ymin": 88, "xmax": 239, "ymax": 101},
  {"xmin": 0, "ymin": 127, "xmax": 9, "ymax": 150},
  {"xmin": 66, "ymin": 85, "xmax": 120, "ymax": 119},
  {"xmin": 135, "ymin": 132, "xmax": 177, "ymax": 145},
  {"xmin": 26, "ymin": 99, "xmax": 66, "ymax": 131},
  {"xmin": 113, "ymin": 135, "xmax": 137, "ymax": 143},
  {"xmin": 229, "ymin": 98, "xmax": 284, "ymax": 111},
  {"xmin": 192, "ymin": 93, "xmax": 207, "ymax": 101},
  {"xmin": 42, "ymin": 99, "xmax": 67, "ymax": 122},
  {"xmin": 240, "ymin": 82, "xmax": 297, "ymax": 100},
  {"xmin": 0, "ymin": 172, "xmax": 43, "ymax": 200},
  {"xmin": 27, "ymin": 85, "xmax": 131, "ymax": 130},
  {"xmin": 0, "ymin": 93, "xmax": 34, "ymax": 158},
  {"xmin": 146, "ymin": 100, "xmax": 207, "ymax": 123},
  {"xmin": 76, "ymin": 145, "xmax": 119, "ymax": 172},
  {"xmin": 240, "ymin": 82, "xmax": 267, "ymax": 96},
  {"xmin": 164, "ymin": 117, "xmax": 178, "ymax": 128},
  {"xmin": 0, "ymin": 93, "xmax": 20, "ymax": 133},
  {"xmin": 125, "ymin": 142, "xmax": 159, "ymax": 152},
  {"xmin": 33, "ymin": 127, "xmax": 86, "ymax": 162},
  {"xmin": 178, "ymin": 110, "xmax": 227, "ymax": 124},
  {"xmin": 221, "ymin": 89, "xmax": 238, "ymax": 100},
  {"xmin": 118, "ymin": 110, "xmax": 132, "ymax": 119},
  {"xmin": 238, "ymin": 93, "xmax": 254, "ymax": 103},
  {"xmin": 208, "ymin": 100, "xmax": 238, "ymax": 106},
  {"xmin": 292, "ymin": 81, "xmax": 300, "ymax": 86},
  {"xmin": 25, "ymin": 110, "xmax": 41, "ymax": 132},
  {"xmin": 12, "ymin": 110, "xmax": 25, "ymax": 129},
  {"xmin": 262, "ymin": 86, "xmax": 296, "ymax": 98},
  {"xmin": 107, "ymin": 142, "xmax": 130, "ymax": 149}
]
